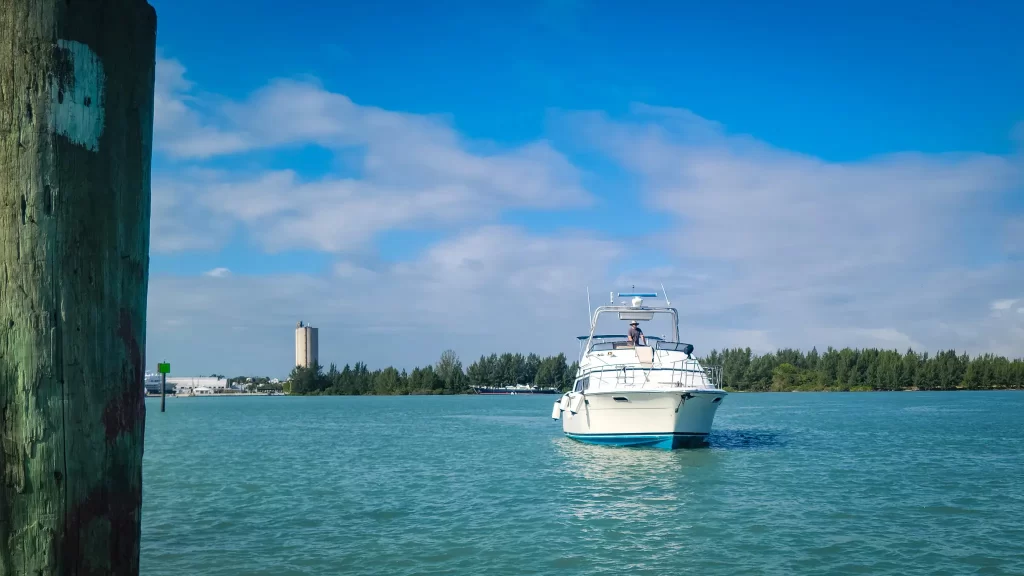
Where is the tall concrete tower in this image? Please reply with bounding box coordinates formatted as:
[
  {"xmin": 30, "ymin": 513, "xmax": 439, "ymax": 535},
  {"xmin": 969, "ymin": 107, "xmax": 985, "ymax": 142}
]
[{"xmin": 295, "ymin": 321, "xmax": 319, "ymax": 368}]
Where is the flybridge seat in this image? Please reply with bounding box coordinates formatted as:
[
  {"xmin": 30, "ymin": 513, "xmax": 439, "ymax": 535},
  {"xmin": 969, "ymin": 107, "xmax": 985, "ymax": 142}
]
[
  {"xmin": 575, "ymin": 335, "xmax": 665, "ymax": 340},
  {"xmin": 578, "ymin": 335, "xmax": 665, "ymax": 352},
  {"xmin": 635, "ymin": 345, "xmax": 655, "ymax": 368}
]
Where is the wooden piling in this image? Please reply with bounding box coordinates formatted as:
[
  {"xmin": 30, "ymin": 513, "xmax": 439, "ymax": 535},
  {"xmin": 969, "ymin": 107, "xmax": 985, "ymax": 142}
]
[{"xmin": 0, "ymin": 1, "xmax": 156, "ymax": 574}]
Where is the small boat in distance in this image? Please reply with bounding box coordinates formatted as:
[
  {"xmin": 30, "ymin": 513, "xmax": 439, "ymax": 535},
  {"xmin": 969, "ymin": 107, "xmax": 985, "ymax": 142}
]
[
  {"xmin": 472, "ymin": 385, "xmax": 560, "ymax": 395},
  {"xmin": 552, "ymin": 289, "xmax": 727, "ymax": 449}
]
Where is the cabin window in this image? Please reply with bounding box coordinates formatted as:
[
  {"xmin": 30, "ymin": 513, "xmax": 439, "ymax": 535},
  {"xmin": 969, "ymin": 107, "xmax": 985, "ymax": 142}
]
[{"xmin": 574, "ymin": 377, "xmax": 590, "ymax": 392}]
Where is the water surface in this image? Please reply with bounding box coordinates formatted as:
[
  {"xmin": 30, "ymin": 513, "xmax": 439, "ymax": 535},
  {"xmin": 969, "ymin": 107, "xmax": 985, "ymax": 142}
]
[{"xmin": 142, "ymin": 392, "xmax": 1024, "ymax": 575}]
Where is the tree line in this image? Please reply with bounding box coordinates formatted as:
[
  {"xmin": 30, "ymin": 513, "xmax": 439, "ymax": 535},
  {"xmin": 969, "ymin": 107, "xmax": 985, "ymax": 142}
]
[
  {"xmin": 703, "ymin": 347, "xmax": 1024, "ymax": 392},
  {"xmin": 284, "ymin": 346, "xmax": 1024, "ymax": 395},
  {"xmin": 286, "ymin": 350, "xmax": 580, "ymax": 395}
]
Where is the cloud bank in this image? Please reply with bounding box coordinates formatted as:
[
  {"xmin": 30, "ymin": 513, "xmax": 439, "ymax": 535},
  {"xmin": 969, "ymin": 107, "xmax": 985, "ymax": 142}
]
[
  {"xmin": 152, "ymin": 58, "xmax": 589, "ymax": 255},
  {"xmin": 560, "ymin": 104, "xmax": 1023, "ymax": 358},
  {"xmin": 147, "ymin": 58, "xmax": 1023, "ymax": 376}
]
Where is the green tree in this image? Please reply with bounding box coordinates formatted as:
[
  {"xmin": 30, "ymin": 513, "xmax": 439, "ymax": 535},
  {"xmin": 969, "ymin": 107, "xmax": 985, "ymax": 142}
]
[
  {"xmin": 535, "ymin": 359, "xmax": 556, "ymax": 389},
  {"xmin": 771, "ymin": 363, "xmax": 800, "ymax": 391},
  {"xmin": 467, "ymin": 355, "xmax": 491, "ymax": 388},
  {"xmin": 436, "ymin": 349, "xmax": 466, "ymax": 394},
  {"xmin": 289, "ymin": 363, "xmax": 327, "ymax": 395},
  {"xmin": 408, "ymin": 366, "xmax": 442, "ymax": 394},
  {"xmin": 373, "ymin": 366, "xmax": 404, "ymax": 395},
  {"xmin": 525, "ymin": 353, "xmax": 542, "ymax": 385},
  {"xmin": 563, "ymin": 361, "xmax": 579, "ymax": 392}
]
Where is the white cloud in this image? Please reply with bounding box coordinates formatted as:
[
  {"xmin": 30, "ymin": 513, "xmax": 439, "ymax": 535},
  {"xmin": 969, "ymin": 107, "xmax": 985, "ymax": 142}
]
[
  {"xmin": 150, "ymin": 171, "xmax": 234, "ymax": 253},
  {"xmin": 153, "ymin": 56, "xmax": 190, "ymax": 133},
  {"xmin": 147, "ymin": 226, "xmax": 622, "ymax": 376},
  {"xmin": 558, "ymin": 104, "xmax": 1024, "ymax": 357},
  {"xmin": 187, "ymin": 166, "xmax": 585, "ymax": 253},
  {"xmin": 151, "ymin": 60, "xmax": 590, "ymax": 254},
  {"xmin": 203, "ymin": 267, "xmax": 232, "ymax": 278},
  {"xmin": 991, "ymin": 299, "xmax": 1018, "ymax": 311},
  {"xmin": 566, "ymin": 104, "xmax": 1016, "ymax": 271},
  {"xmin": 154, "ymin": 56, "xmax": 248, "ymax": 158}
]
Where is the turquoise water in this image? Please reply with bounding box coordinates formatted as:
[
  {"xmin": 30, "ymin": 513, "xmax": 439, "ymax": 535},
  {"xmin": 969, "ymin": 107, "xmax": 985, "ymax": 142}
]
[{"xmin": 141, "ymin": 392, "xmax": 1024, "ymax": 575}]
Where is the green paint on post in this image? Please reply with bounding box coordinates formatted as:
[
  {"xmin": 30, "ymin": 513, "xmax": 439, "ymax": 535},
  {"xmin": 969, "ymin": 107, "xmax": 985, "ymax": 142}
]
[{"xmin": 157, "ymin": 362, "xmax": 170, "ymax": 374}]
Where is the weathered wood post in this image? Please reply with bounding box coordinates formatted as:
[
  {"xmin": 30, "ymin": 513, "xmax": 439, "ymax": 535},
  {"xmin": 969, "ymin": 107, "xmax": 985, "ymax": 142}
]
[{"xmin": 0, "ymin": 1, "xmax": 156, "ymax": 575}]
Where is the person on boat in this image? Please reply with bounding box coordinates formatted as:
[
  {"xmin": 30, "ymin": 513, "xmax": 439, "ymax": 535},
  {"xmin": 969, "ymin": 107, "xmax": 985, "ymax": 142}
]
[{"xmin": 627, "ymin": 320, "xmax": 646, "ymax": 347}]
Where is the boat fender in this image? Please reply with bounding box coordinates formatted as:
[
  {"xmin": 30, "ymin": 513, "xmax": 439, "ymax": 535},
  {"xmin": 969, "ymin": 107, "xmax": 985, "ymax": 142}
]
[
  {"xmin": 551, "ymin": 401, "xmax": 561, "ymax": 420},
  {"xmin": 570, "ymin": 394, "xmax": 586, "ymax": 414}
]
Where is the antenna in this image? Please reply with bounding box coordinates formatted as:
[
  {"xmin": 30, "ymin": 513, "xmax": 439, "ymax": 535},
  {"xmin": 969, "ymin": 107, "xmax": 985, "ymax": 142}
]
[
  {"xmin": 586, "ymin": 287, "xmax": 593, "ymax": 327},
  {"xmin": 661, "ymin": 282, "xmax": 671, "ymax": 306},
  {"xmin": 609, "ymin": 291, "xmax": 613, "ymax": 304}
]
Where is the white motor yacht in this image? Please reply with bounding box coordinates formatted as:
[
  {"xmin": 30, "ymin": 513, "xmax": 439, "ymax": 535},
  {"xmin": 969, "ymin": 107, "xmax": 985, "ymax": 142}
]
[{"xmin": 552, "ymin": 290, "xmax": 727, "ymax": 449}]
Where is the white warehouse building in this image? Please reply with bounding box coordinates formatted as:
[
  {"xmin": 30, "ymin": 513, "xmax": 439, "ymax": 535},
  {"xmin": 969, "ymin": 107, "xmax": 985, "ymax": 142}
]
[{"xmin": 169, "ymin": 376, "xmax": 229, "ymax": 396}]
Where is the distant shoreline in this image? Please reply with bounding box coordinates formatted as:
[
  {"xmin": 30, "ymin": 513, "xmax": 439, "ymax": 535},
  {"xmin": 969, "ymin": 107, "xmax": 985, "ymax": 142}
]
[
  {"xmin": 146, "ymin": 387, "xmax": 1024, "ymax": 399},
  {"xmin": 723, "ymin": 388, "xmax": 1024, "ymax": 393}
]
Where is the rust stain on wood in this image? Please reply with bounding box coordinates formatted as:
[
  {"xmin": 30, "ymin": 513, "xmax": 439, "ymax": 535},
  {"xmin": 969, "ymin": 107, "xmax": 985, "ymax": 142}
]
[
  {"xmin": 64, "ymin": 481, "xmax": 142, "ymax": 574},
  {"xmin": 104, "ymin": 309, "xmax": 144, "ymax": 442}
]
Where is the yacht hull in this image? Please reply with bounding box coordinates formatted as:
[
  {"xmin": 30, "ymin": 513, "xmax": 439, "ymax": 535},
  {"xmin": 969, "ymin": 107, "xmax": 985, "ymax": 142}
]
[{"xmin": 558, "ymin": 390, "xmax": 725, "ymax": 449}]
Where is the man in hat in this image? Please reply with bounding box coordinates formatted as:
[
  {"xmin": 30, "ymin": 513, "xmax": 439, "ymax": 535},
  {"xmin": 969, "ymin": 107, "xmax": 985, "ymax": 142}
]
[{"xmin": 627, "ymin": 320, "xmax": 646, "ymax": 347}]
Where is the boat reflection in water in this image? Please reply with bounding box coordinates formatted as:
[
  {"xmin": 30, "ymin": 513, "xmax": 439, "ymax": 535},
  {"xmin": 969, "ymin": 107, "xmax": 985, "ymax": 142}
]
[
  {"xmin": 555, "ymin": 437, "xmax": 686, "ymax": 483},
  {"xmin": 557, "ymin": 439, "xmax": 727, "ymax": 522}
]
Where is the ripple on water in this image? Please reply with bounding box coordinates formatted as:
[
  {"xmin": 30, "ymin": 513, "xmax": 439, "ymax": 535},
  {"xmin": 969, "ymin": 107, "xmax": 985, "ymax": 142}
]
[{"xmin": 142, "ymin": 392, "xmax": 1024, "ymax": 575}]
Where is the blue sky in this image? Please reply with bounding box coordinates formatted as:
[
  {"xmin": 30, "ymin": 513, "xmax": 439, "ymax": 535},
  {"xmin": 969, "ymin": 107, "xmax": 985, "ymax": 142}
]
[{"xmin": 146, "ymin": 0, "xmax": 1023, "ymax": 377}]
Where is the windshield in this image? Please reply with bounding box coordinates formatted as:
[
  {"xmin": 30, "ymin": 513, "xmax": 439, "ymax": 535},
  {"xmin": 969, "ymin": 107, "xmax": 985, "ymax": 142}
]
[{"xmin": 583, "ymin": 307, "xmax": 679, "ymax": 354}]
